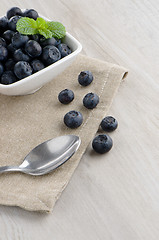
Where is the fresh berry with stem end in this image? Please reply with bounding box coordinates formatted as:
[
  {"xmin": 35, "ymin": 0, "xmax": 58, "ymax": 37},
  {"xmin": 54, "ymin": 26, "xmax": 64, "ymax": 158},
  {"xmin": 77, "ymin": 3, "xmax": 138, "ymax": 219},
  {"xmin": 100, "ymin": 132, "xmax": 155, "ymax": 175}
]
[
  {"xmin": 14, "ymin": 61, "xmax": 32, "ymax": 79},
  {"xmin": 64, "ymin": 110, "xmax": 83, "ymax": 129},
  {"xmin": 42, "ymin": 45, "xmax": 61, "ymax": 65},
  {"xmin": 101, "ymin": 116, "xmax": 118, "ymax": 132},
  {"xmin": 1, "ymin": 71, "xmax": 16, "ymax": 84},
  {"xmin": 31, "ymin": 59, "xmax": 45, "ymax": 73},
  {"xmin": 58, "ymin": 89, "xmax": 74, "ymax": 104},
  {"xmin": 57, "ymin": 43, "xmax": 72, "ymax": 57},
  {"xmin": 92, "ymin": 134, "xmax": 113, "ymax": 154},
  {"xmin": 83, "ymin": 92, "xmax": 99, "ymax": 109},
  {"xmin": 78, "ymin": 70, "xmax": 93, "ymax": 86},
  {"xmin": 25, "ymin": 40, "xmax": 42, "ymax": 58},
  {"xmin": 7, "ymin": 7, "xmax": 23, "ymax": 19}
]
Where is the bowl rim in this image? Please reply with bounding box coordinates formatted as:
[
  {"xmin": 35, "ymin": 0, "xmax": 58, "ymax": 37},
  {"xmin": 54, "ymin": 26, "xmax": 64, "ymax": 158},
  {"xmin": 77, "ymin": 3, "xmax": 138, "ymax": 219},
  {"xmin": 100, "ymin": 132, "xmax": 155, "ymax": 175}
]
[{"xmin": 0, "ymin": 31, "xmax": 82, "ymax": 89}]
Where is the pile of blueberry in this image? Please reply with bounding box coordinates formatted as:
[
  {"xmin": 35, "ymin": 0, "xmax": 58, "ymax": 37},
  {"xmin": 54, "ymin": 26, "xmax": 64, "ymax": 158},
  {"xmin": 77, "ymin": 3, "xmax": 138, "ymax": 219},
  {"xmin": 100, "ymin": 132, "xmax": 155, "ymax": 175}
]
[
  {"xmin": 0, "ymin": 7, "xmax": 72, "ymax": 84},
  {"xmin": 58, "ymin": 70, "xmax": 118, "ymax": 154}
]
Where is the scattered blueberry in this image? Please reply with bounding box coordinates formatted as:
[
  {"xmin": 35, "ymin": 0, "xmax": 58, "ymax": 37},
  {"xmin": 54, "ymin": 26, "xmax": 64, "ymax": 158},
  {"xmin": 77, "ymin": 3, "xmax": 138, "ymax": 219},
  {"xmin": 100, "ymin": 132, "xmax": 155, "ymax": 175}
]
[
  {"xmin": 5, "ymin": 58, "xmax": 16, "ymax": 71},
  {"xmin": 78, "ymin": 70, "xmax": 93, "ymax": 86},
  {"xmin": 14, "ymin": 49, "xmax": 30, "ymax": 62},
  {"xmin": 0, "ymin": 16, "xmax": 8, "ymax": 31},
  {"xmin": 7, "ymin": 7, "xmax": 23, "ymax": 19},
  {"xmin": 1, "ymin": 71, "xmax": 16, "ymax": 84},
  {"xmin": 3, "ymin": 30, "xmax": 15, "ymax": 42},
  {"xmin": 42, "ymin": 45, "xmax": 61, "ymax": 65},
  {"xmin": 64, "ymin": 110, "xmax": 83, "ymax": 129},
  {"xmin": 0, "ymin": 38, "xmax": 7, "ymax": 47},
  {"xmin": 23, "ymin": 9, "xmax": 39, "ymax": 20},
  {"xmin": 25, "ymin": 40, "xmax": 42, "ymax": 58},
  {"xmin": 39, "ymin": 36, "xmax": 56, "ymax": 47},
  {"xmin": 0, "ymin": 45, "xmax": 8, "ymax": 61},
  {"xmin": 14, "ymin": 61, "xmax": 32, "ymax": 79},
  {"xmin": 58, "ymin": 43, "xmax": 72, "ymax": 57},
  {"xmin": 31, "ymin": 59, "xmax": 45, "ymax": 73},
  {"xmin": 0, "ymin": 63, "xmax": 4, "ymax": 76},
  {"xmin": 58, "ymin": 89, "xmax": 74, "ymax": 104},
  {"xmin": 83, "ymin": 92, "xmax": 99, "ymax": 109},
  {"xmin": 92, "ymin": 134, "xmax": 113, "ymax": 154},
  {"xmin": 11, "ymin": 32, "xmax": 29, "ymax": 48},
  {"xmin": 8, "ymin": 15, "xmax": 21, "ymax": 31},
  {"xmin": 101, "ymin": 116, "xmax": 118, "ymax": 132}
]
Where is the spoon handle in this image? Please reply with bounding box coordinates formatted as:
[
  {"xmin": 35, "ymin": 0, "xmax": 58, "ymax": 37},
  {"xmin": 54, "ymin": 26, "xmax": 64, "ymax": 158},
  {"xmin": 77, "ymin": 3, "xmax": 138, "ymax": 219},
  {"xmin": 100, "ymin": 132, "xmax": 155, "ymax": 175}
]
[{"xmin": 0, "ymin": 166, "xmax": 21, "ymax": 174}]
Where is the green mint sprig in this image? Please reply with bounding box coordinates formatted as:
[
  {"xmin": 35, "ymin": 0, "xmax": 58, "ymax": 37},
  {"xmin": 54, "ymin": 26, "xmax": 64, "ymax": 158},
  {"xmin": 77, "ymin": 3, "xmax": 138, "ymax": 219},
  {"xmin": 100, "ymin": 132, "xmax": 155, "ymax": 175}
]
[{"xmin": 16, "ymin": 17, "xmax": 66, "ymax": 39}]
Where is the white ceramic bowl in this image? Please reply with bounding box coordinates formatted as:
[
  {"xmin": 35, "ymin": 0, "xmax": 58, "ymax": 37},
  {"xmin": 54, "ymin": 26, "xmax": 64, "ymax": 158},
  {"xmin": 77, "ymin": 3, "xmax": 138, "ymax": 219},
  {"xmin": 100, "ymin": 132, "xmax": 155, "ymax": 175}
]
[{"xmin": 0, "ymin": 19, "xmax": 82, "ymax": 95}]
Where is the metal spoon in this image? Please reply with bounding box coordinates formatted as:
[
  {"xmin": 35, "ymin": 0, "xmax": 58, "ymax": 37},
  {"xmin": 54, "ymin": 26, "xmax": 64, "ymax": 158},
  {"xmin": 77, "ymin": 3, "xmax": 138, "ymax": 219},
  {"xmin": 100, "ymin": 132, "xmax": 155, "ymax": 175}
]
[{"xmin": 0, "ymin": 135, "xmax": 81, "ymax": 176}]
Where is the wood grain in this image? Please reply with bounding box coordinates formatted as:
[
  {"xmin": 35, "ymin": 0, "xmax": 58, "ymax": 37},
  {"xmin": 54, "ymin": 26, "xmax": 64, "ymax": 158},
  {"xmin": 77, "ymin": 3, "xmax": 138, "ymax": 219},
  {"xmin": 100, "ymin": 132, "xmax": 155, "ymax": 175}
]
[{"xmin": 0, "ymin": 0, "xmax": 159, "ymax": 239}]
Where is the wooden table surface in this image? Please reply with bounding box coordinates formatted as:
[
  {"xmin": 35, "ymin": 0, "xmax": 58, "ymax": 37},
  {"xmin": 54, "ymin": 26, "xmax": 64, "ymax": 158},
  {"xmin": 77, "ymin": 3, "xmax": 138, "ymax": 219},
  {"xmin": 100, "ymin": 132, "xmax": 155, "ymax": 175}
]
[{"xmin": 0, "ymin": 0, "xmax": 158, "ymax": 239}]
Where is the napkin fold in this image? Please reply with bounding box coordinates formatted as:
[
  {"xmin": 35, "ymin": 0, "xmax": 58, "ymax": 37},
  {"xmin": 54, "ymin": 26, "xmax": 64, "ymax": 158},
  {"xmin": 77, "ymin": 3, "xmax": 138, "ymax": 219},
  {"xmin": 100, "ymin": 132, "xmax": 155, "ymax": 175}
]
[{"xmin": 0, "ymin": 54, "xmax": 128, "ymax": 212}]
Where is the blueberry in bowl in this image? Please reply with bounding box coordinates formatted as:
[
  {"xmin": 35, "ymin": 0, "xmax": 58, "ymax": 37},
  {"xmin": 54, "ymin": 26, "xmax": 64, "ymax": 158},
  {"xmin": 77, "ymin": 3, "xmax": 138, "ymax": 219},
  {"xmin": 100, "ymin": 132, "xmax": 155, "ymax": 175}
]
[{"xmin": 0, "ymin": 7, "xmax": 82, "ymax": 96}]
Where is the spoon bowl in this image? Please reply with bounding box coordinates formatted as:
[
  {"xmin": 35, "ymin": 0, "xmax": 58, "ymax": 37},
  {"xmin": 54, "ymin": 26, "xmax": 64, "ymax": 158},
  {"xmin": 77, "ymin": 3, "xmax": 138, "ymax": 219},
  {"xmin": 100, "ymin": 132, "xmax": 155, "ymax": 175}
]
[{"xmin": 0, "ymin": 135, "xmax": 81, "ymax": 176}]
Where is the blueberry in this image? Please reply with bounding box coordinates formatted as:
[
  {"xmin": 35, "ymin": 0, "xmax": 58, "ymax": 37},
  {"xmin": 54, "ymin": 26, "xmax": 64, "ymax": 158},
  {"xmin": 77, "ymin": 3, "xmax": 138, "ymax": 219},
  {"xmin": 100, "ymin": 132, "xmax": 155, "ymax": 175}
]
[
  {"xmin": 25, "ymin": 40, "xmax": 42, "ymax": 58},
  {"xmin": 0, "ymin": 38, "xmax": 6, "ymax": 47},
  {"xmin": 0, "ymin": 63, "xmax": 4, "ymax": 76},
  {"xmin": 101, "ymin": 116, "xmax": 118, "ymax": 132},
  {"xmin": 92, "ymin": 134, "xmax": 113, "ymax": 154},
  {"xmin": 0, "ymin": 45, "xmax": 8, "ymax": 61},
  {"xmin": 1, "ymin": 71, "xmax": 16, "ymax": 84},
  {"xmin": 58, "ymin": 43, "xmax": 72, "ymax": 57},
  {"xmin": 31, "ymin": 34, "xmax": 40, "ymax": 42},
  {"xmin": 39, "ymin": 36, "xmax": 56, "ymax": 47},
  {"xmin": 7, "ymin": 43, "xmax": 17, "ymax": 54},
  {"xmin": 55, "ymin": 38, "xmax": 61, "ymax": 46},
  {"xmin": 5, "ymin": 58, "xmax": 16, "ymax": 71},
  {"xmin": 8, "ymin": 15, "xmax": 21, "ymax": 31},
  {"xmin": 0, "ymin": 16, "xmax": 8, "ymax": 30},
  {"xmin": 58, "ymin": 89, "xmax": 74, "ymax": 104},
  {"xmin": 7, "ymin": 7, "xmax": 23, "ymax": 19},
  {"xmin": 12, "ymin": 32, "xmax": 29, "ymax": 48},
  {"xmin": 14, "ymin": 61, "xmax": 32, "ymax": 79},
  {"xmin": 3, "ymin": 30, "xmax": 15, "ymax": 42},
  {"xmin": 42, "ymin": 45, "xmax": 61, "ymax": 65},
  {"xmin": 83, "ymin": 92, "xmax": 99, "ymax": 109},
  {"xmin": 64, "ymin": 110, "xmax": 83, "ymax": 129},
  {"xmin": 23, "ymin": 9, "xmax": 39, "ymax": 20},
  {"xmin": 14, "ymin": 49, "xmax": 30, "ymax": 62},
  {"xmin": 78, "ymin": 70, "xmax": 93, "ymax": 86},
  {"xmin": 31, "ymin": 59, "xmax": 45, "ymax": 73}
]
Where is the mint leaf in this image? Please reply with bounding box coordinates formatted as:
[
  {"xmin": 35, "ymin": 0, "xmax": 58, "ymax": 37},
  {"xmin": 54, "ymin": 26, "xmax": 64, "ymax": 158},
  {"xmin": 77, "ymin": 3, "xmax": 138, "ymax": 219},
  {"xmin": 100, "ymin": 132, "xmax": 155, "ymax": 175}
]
[
  {"xmin": 47, "ymin": 21, "xmax": 66, "ymax": 39},
  {"xmin": 38, "ymin": 29, "xmax": 52, "ymax": 39},
  {"xmin": 16, "ymin": 17, "xmax": 38, "ymax": 35},
  {"xmin": 16, "ymin": 17, "xmax": 66, "ymax": 39},
  {"xmin": 36, "ymin": 17, "xmax": 47, "ymax": 29}
]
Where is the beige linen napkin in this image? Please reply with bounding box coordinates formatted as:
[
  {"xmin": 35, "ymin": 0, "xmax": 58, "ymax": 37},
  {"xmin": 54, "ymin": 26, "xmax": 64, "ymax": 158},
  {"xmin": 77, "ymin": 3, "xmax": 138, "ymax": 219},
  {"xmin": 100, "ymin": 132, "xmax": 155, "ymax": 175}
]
[{"xmin": 0, "ymin": 54, "xmax": 128, "ymax": 212}]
